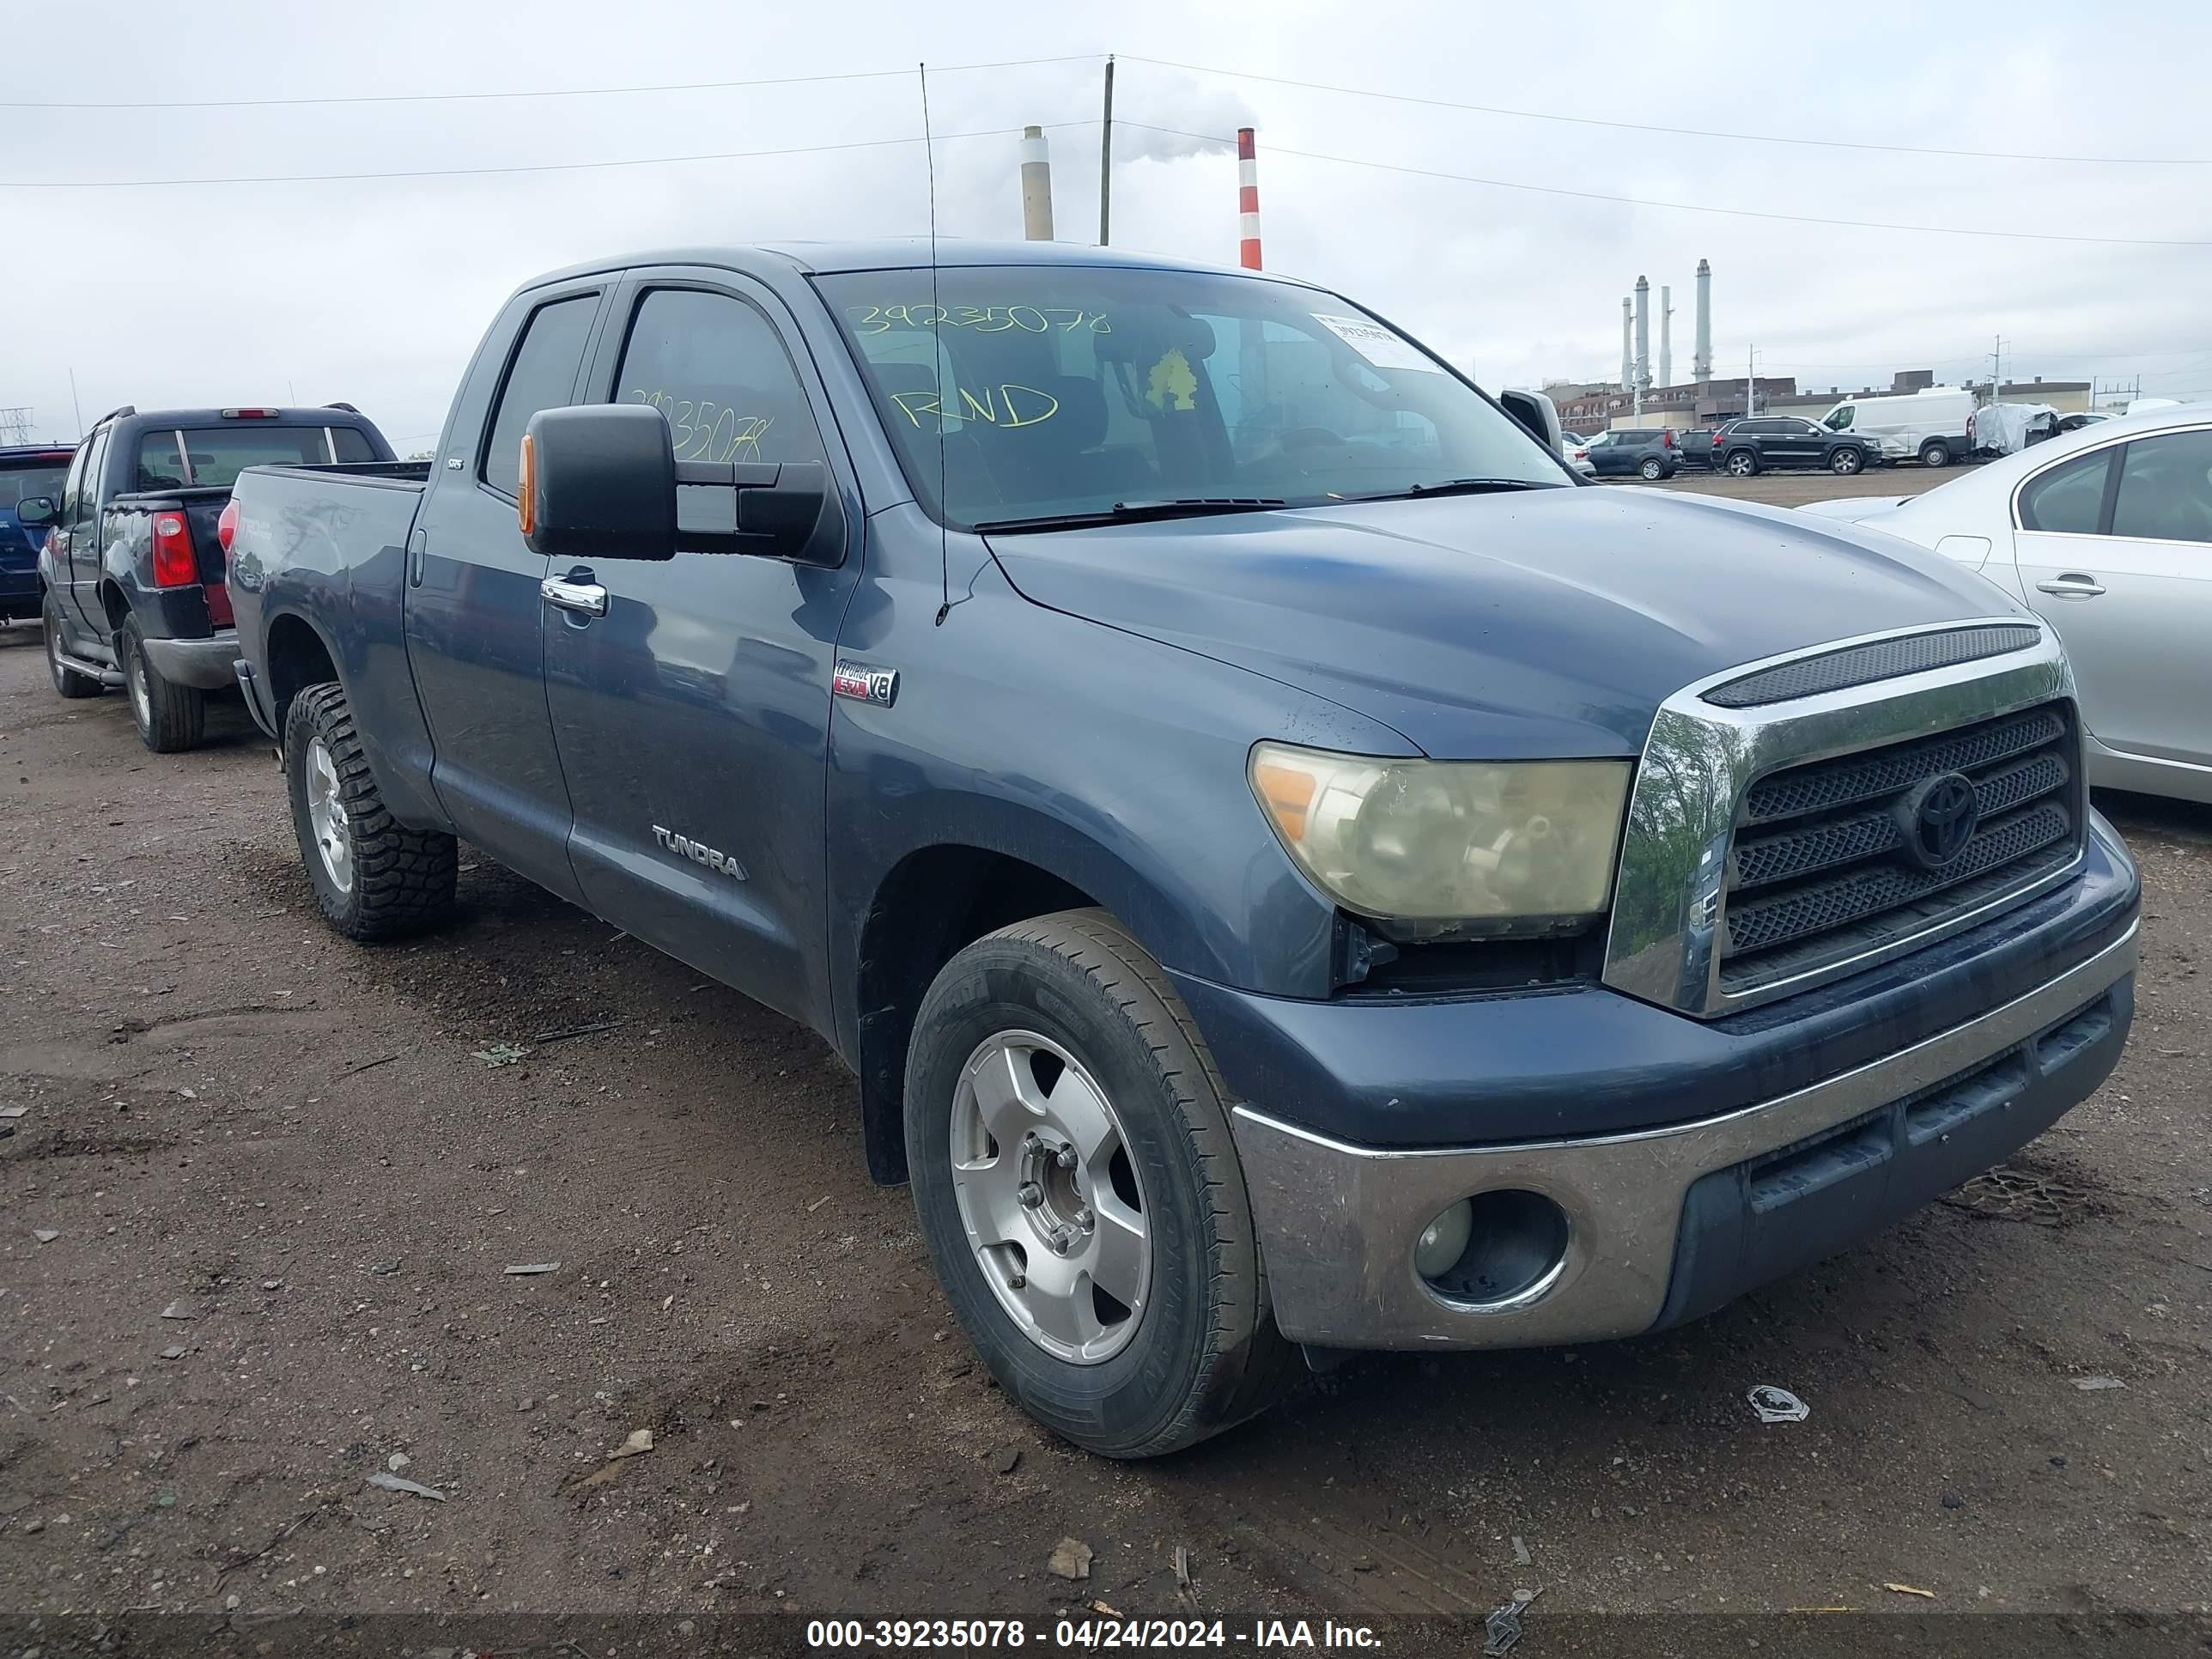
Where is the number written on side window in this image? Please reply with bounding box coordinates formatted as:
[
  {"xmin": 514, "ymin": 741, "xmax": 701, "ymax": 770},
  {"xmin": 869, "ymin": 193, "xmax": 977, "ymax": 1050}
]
[{"xmin": 615, "ymin": 289, "xmax": 828, "ymax": 469}]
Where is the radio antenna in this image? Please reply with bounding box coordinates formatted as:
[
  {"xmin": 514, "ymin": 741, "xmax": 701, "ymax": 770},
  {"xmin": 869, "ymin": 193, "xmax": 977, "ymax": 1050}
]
[{"xmin": 921, "ymin": 61, "xmax": 951, "ymax": 627}]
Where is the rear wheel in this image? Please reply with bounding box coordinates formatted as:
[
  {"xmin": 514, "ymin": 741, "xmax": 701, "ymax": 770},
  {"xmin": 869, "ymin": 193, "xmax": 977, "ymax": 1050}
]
[
  {"xmin": 42, "ymin": 596, "xmax": 101, "ymax": 700},
  {"xmin": 118, "ymin": 618, "xmax": 204, "ymax": 751},
  {"xmin": 1920, "ymin": 439, "xmax": 1953, "ymax": 469},
  {"xmin": 1830, "ymin": 446, "xmax": 1865, "ymax": 476},
  {"xmin": 905, "ymin": 908, "xmax": 1298, "ymax": 1458},
  {"xmin": 1725, "ymin": 449, "xmax": 1760, "ymax": 477},
  {"xmin": 284, "ymin": 681, "xmax": 457, "ymax": 940},
  {"xmin": 1638, "ymin": 456, "xmax": 1665, "ymax": 481}
]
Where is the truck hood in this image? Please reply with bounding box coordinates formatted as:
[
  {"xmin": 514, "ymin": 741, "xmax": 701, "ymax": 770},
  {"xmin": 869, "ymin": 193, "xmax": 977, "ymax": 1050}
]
[{"xmin": 983, "ymin": 488, "xmax": 2025, "ymax": 759}]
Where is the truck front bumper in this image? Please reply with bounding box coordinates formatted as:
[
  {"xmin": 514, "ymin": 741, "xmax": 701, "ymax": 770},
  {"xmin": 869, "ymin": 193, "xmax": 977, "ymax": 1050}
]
[
  {"xmin": 1182, "ymin": 813, "xmax": 2140, "ymax": 1352},
  {"xmin": 141, "ymin": 629, "xmax": 242, "ymax": 691}
]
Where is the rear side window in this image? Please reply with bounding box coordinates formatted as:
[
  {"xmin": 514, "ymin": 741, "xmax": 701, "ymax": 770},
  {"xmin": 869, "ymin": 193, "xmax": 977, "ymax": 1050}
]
[
  {"xmin": 482, "ymin": 294, "xmax": 599, "ymax": 496},
  {"xmin": 2111, "ymin": 430, "xmax": 2212, "ymax": 545},
  {"xmin": 2018, "ymin": 447, "xmax": 2116, "ymax": 535},
  {"xmin": 332, "ymin": 427, "xmax": 379, "ymax": 463}
]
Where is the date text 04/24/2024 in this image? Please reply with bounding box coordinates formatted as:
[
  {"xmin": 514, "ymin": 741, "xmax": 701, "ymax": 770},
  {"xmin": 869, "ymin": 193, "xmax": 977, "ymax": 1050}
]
[{"xmin": 805, "ymin": 1620, "xmax": 1383, "ymax": 1650}]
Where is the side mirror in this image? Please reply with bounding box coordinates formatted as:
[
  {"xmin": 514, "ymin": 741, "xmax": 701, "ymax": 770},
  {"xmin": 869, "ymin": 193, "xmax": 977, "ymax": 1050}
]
[
  {"xmin": 14, "ymin": 495, "xmax": 58, "ymax": 529},
  {"xmin": 521, "ymin": 404, "xmax": 678, "ymax": 561},
  {"xmin": 521, "ymin": 404, "xmax": 844, "ymax": 566}
]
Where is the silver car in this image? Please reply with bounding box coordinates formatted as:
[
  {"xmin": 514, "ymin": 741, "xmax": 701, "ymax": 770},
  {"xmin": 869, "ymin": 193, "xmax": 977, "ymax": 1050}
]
[{"xmin": 1803, "ymin": 403, "xmax": 2212, "ymax": 803}]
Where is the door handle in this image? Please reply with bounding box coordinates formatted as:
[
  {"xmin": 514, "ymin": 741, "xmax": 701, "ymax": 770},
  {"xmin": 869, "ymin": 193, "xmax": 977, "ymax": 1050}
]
[
  {"xmin": 541, "ymin": 575, "xmax": 609, "ymax": 617},
  {"xmin": 2034, "ymin": 574, "xmax": 2106, "ymax": 599}
]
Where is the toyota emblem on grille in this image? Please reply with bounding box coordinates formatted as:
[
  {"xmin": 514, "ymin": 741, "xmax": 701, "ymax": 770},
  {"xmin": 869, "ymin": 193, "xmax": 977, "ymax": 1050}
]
[{"xmin": 1897, "ymin": 771, "xmax": 1980, "ymax": 871}]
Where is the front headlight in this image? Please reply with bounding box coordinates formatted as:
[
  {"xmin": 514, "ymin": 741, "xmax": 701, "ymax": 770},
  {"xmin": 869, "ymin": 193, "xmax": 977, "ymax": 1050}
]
[{"xmin": 1249, "ymin": 742, "xmax": 1632, "ymax": 940}]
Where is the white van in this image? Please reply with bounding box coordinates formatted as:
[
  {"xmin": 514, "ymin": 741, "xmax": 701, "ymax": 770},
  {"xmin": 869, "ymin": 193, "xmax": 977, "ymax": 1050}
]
[{"xmin": 1819, "ymin": 386, "xmax": 1976, "ymax": 468}]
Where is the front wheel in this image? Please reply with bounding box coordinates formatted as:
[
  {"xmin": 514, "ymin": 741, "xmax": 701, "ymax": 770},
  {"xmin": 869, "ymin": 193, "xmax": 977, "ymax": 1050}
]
[
  {"xmin": 905, "ymin": 909, "xmax": 1298, "ymax": 1458},
  {"xmin": 43, "ymin": 596, "xmax": 101, "ymax": 700},
  {"xmin": 1830, "ymin": 447, "xmax": 1865, "ymax": 476},
  {"xmin": 118, "ymin": 618, "xmax": 205, "ymax": 751},
  {"xmin": 1725, "ymin": 449, "xmax": 1760, "ymax": 477},
  {"xmin": 284, "ymin": 681, "xmax": 458, "ymax": 940}
]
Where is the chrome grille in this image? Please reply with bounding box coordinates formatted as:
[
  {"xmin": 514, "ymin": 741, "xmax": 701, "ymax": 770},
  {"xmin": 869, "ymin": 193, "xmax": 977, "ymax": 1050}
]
[{"xmin": 1719, "ymin": 702, "xmax": 2081, "ymax": 994}]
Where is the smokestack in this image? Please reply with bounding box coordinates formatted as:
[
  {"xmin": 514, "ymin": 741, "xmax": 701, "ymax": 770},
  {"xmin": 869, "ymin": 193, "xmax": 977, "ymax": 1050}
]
[
  {"xmin": 1019, "ymin": 126, "xmax": 1054, "ymax": 240},
  {"xmin": 1634, "ymin": 275, "xmax": 1651, "ymax": 391},
  {"xmin": 1693, "ymin": 258, "xmax": 1712, "ymax": 382},
  {"xmin": 1237, "ymin": 128, "xmax": 1262, "ymax": 270},
  {"xmin": 1659, "ymin": 285, "xmax": 1673, "ymax": 389},
  {"xmin": 1620, "ymin": 298, "xmax": 1632, "ymax": 390}
]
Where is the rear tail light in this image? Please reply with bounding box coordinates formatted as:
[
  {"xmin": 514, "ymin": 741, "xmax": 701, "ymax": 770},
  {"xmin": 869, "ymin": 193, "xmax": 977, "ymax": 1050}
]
[
  {"xmin": 1662, "ymin": 429, "xmax": 1675, "ymax": 448},
  {"xmin": 217, "ymin": 498, "xmax": 240, "ymax": 554},
  {"xmin": 151, "ymin": 513, "xmax": 197, "ymax": 587}
]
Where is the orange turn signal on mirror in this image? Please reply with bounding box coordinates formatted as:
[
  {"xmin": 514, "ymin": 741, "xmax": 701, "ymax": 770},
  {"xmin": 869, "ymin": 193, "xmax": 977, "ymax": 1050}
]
[
  {"xmin": 516, "ymin": 434, "xmax": 537, "ymax": 538},
  {"xmin": 1251, "ymin": 759, "xmax": 1318, "ymax": 842}
]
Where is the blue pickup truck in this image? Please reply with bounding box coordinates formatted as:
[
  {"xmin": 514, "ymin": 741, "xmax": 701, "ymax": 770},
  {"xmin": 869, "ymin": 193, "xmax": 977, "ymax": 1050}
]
[
  {"xmin": 223, "ymin": 242, "xmax": 2139, "ymax": 1457},
  {"xmin": 22, "ymin": 404, "xmax": 395, "ymax": 750}
]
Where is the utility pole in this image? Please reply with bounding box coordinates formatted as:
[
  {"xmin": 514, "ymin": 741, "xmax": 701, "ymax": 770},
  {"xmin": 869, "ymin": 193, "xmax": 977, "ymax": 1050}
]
[
  {"xmin": 1989, "ymin": 335, "xmax": 2007, "ymax": 400},
  {"xmin": 1746, "ymin": 346, "xmax": 1756, "ymax": 418},
  {"xmin": 1097, "ymin": 56, "xmax": 1115, "ymax": 246}
]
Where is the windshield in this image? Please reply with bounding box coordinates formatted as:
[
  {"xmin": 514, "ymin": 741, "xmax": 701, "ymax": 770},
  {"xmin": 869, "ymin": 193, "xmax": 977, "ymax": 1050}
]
[{"xmin": 815, "ymin": 265, "xmax": 1566, "ymax": 529}]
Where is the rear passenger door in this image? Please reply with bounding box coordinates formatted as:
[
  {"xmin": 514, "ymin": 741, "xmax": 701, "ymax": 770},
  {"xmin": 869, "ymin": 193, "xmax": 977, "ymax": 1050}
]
[
  {"xmin": 540, "ymin": 271, "xmax": 864, "ymax": 1027},
  {"xmin": 2014, "ymin": 428, "xmax": 2212, "ymax": 768},
  {"xmin": 404, "ymin": 283, "xmax": 611, "ymax": 904}
]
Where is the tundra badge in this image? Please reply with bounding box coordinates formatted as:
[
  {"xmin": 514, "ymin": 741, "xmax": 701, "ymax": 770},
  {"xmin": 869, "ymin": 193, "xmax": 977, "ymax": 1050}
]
[
  {"xmin": 832, "ymin": 661, "xmax": 899, "ymax": 707},
  {"xmin": 652, "ymin": 825, "xmax": 747, "ymax": 880}
]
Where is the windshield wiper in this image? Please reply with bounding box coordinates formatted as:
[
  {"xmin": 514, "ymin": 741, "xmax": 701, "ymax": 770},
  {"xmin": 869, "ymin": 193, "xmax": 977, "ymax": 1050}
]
[
  {"xmin": 1340, "ymin": 477, "xmax": 1562, "ymax": 503},
  {"xmin": 975, "ymin": 497, "xmax": 1288, "ymax": 533}
]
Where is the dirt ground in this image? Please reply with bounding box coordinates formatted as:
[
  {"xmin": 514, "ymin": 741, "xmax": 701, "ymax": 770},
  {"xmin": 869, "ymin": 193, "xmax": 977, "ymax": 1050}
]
[{"xmin": 4, "ymin": 467, "xmax": 2209, "ymax": 1640}]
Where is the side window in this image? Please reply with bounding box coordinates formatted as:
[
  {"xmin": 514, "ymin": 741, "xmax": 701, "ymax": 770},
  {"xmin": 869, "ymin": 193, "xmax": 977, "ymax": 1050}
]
[
  {"xmin": 2017, "ymin": 447, "xmax": 2116, "ymax": 535},
  {"xmin": 614, "ymin": 288, "xmax": 828, "ymax": 468},
  {"xmin": 71, "ymin": 428, "xmax": 111, "ymax": 529},
  {"xmin": 481, "ymin": 294, "xmax": 600, "ymax": 497},
  {"xmin": 331, "ymin": 427, "xmax": 378, "ymax": 463},
  {"xmin": 58, "ymin": 440, "xmax": 90, "ymax": 525},
  {"xmin": 2110, "ymin": 430, "xmax": 2212, "ymax": 545}
]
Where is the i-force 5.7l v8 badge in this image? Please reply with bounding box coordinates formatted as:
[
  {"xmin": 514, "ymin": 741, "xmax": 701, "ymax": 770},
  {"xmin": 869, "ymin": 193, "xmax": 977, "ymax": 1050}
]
[{"xmin": 831, "ymin": 661, "xmax": 899, "ymax": 707}]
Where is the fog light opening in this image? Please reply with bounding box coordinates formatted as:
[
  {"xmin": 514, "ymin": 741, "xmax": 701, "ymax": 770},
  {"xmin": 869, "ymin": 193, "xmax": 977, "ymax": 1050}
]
[{"xmin": 1419, "ymin": 1189, "xmax": 1571, "ymax": 1309}]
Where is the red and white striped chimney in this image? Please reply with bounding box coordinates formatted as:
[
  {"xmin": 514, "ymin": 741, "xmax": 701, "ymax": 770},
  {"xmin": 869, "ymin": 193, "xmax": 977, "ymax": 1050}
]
[{"xmin": 1237, "ymin": 127, "xmax": 1262, "ymax": 270}]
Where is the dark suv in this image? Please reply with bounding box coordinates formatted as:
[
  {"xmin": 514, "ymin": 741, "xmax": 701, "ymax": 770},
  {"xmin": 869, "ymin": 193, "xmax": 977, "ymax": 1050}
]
[
  {"xmin": 2, "ymin": 444, "xmax": 75, "ymax": 623},
  {"xmin": 1583, "ymin": 427, "xmax": 1678, "ymax": 479},
  {"xmin": 1712, "ymin": 416, "xmax": 1881, "ymax": 478}
]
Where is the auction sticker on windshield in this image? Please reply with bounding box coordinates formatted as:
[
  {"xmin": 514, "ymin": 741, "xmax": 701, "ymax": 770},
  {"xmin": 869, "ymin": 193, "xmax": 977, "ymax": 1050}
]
[{"xmin": 1312, "ymin": 313, "xmax": 1438, "ymax": 372}]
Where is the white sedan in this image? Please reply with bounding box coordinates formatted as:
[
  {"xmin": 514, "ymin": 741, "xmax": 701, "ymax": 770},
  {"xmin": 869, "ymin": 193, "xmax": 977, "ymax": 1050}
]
[{"xmin": 1803, "ymin": 403, "xmax": 2212, "ymax": 804}]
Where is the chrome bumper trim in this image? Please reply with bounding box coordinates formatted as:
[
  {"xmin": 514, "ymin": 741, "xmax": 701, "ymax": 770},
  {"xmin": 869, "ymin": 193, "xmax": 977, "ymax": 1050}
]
[{"xmin": 1233, "ymin": 921, "xmax": 2136, "ymax": 1350}]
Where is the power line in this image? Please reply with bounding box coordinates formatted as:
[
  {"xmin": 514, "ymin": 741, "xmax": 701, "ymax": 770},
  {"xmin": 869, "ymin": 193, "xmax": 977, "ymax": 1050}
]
[
  {"xmin": 0, "ymin": 53, "xmax": 1103, "ymax": 112},
  {"xmin": 1121, "ymin": 54, "xmax": 2212, "ymax": 167},
  {"xmin": 0, "ymin": 123, "xmax": 1090, "ymax": 190},
  {"xmin": 1219, "ymin": 135, "xmax": 2212, "ymax": 249}
]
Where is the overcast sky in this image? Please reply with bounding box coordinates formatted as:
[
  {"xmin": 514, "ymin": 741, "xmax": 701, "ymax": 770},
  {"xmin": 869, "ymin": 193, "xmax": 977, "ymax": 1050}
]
[{"xmin": 9, "ymin": 3, "xmax": 2210, "ymax": 449}]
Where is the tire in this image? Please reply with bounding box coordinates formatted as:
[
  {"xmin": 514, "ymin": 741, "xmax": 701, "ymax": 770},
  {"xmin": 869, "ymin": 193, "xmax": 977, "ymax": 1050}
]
[
  {"xmin": 43, "ymin": 595, "xmax": 101, "ymax": 700},
  {"xmin": 1638, "ymin": 456, "xmax": 1664, "ymax": 481},
  {"xmin": 284, "ymin": 681, "xmax": 457, "ymax": 941},
  {"xmin": 1830, "ymin": 446, "xmax": 1865, "ymax": 476},
  {"xmin": 118, "ymin": 618, "xmax": 204, "ymax": 751},
  {"xmin": 1725, "ymin": 449, "xmax": 1760, "ymax": 477},
  {"xmin": 905, "ymin": 908, "xmax": 1300, "ymax": 1458},
  {"xmin": 1920, "ymin": 440, "xmax": 1952, "ymax": 469}
]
